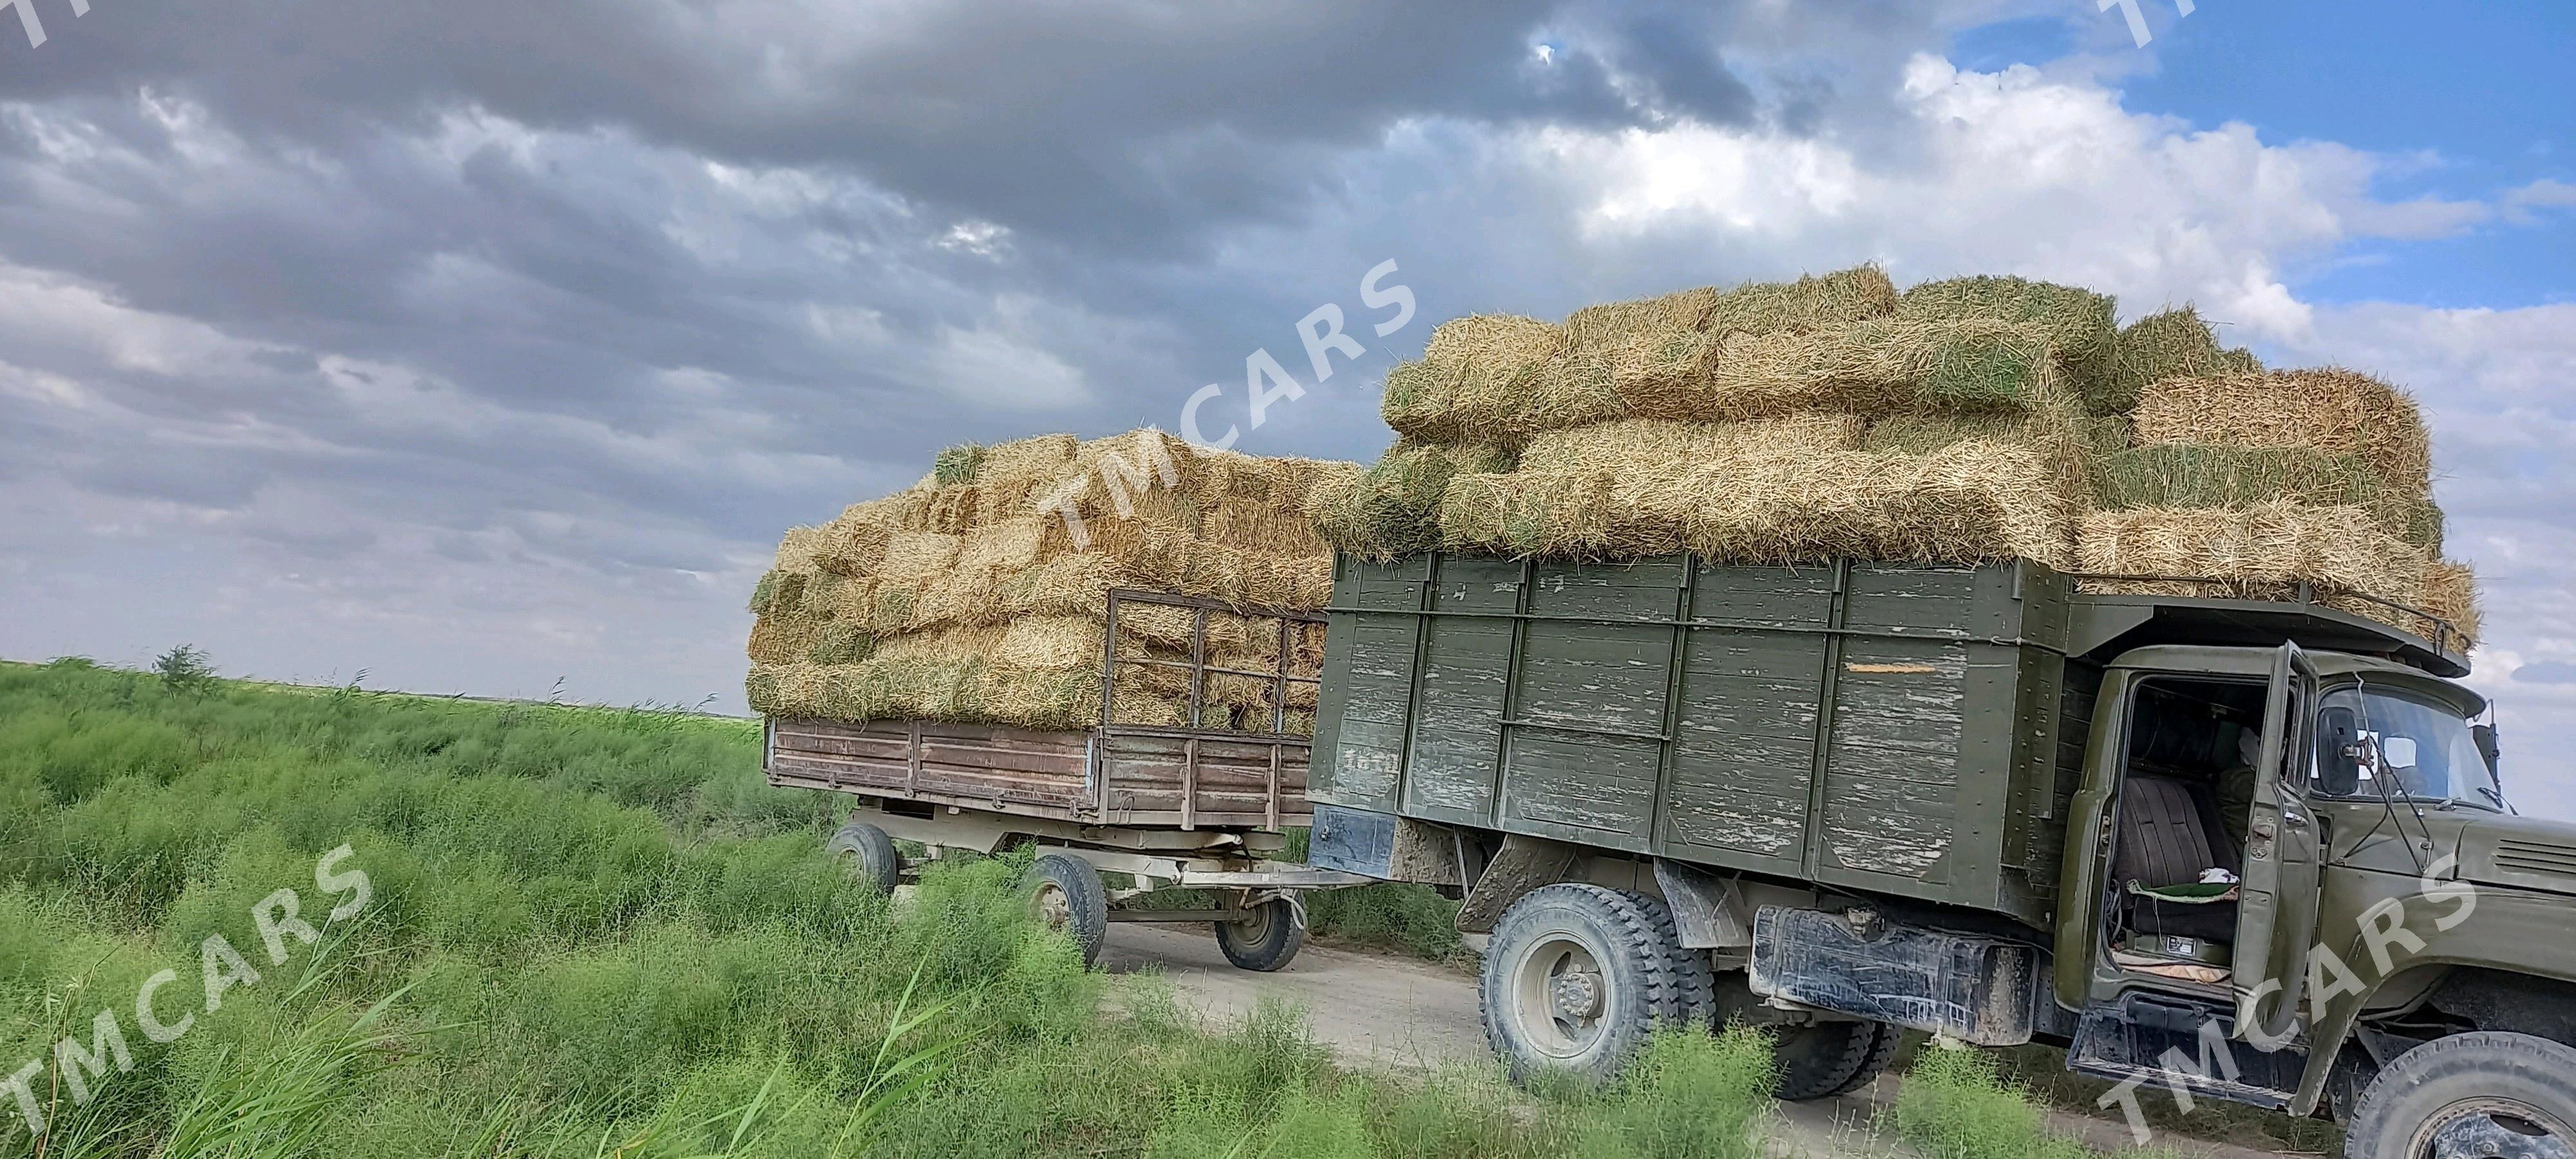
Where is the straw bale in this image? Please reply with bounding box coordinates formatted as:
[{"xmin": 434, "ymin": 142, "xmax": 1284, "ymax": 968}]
[
  {"xmin": 1703, "ymin": 265, "xmax": 1900, "ymax": 338},
  {"xmin": 812, "ymin": 518, "xmax": 896, "ymax": 577},
  {"xmin": 1563, "ymin": 288, "xmax": 1719, "ymax": 353},
  {"xmin": 1694, "ymin": 318, "xmax": 2069, "ymax": 419},
  {"xmin": 2075, "ymin": 504, "xmax": 2428, "ymax": 630},
  {"xmin": 2092, "ymin": 445, "xmax": 2443, "ymax": 550},
  {"xmin": 1383, "ymin": 315, "xmax": 1588, "ymax": 442},
  {"xmin": 2134, "ymin": 370, "xmax": 2432, "ymax": 491},
  {"xmin": 2423, "ymin": 560, "xmax": 2481, "ymax": 648},
  {"xmin": 1559, "ymin": 265, "xmax": 1898, "ymax": 355},
  {"xmin": 772, "ymin": 525, "xmax": 832, "ymax": 576},
  {"xmin": 1518, "ymin": 415, "xmax": 1866, "ymax": 476},
  {"xmin": 1309, "ymin": 441, "xmax": 1517, "ymax": 560},
  {"xmin": 1439, "ymin": 440, "xmax": 2079, "ymax": 569},
  {"xmin": 746, "ymin": 658, "xmax": 1163, "ymax": 732},
  {"xmin": 2107, "ymin": 306, "xmax": 2250, "ymax": 412},
  {"xmin": 1897, "ymin": 276, "xmax": 2118, "ymax": 412}
]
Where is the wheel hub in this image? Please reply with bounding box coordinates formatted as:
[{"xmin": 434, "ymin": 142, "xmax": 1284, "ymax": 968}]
[
  {"xmin": 1034, "ymin": 883, "xmax": 1071, "ymax": 930},
  {"xmin": 2429, "ymin": 1101, "xmax": 2573, "ymax": 1159},
  {"xmin": 1551, "ymin": 971, "xmax": 1604, "ymax": 1021}
]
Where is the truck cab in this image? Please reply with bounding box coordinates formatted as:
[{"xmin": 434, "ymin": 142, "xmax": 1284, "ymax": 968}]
[
  {"xmin": 1300, "ymin": 553, "xmax": 2576, "ymax": 1158},
  {"xmin": 2057, "ymin": 639, "xmax": 2576, "ymax": 1154}
]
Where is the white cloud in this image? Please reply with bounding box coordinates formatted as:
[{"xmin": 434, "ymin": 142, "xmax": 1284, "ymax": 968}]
[{"xmin": 1506, "ymin": 55, "xmax": 2501, "ymax": 344}]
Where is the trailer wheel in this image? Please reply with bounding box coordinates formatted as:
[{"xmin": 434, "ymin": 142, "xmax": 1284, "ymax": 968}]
[
  {"xmin": 1480, "ymin": 884, "xmax": 1701, "ymax": 1085},
  {"xmin": 826, "ymin": 821, "xmax": 902, "ymax": 896},
  {"xmin": 1213, "ymin": 898, "xmax": 1306, "ymax": 972},
  {"xmin": 1029, "ymin": 852, "xmax": 1108, "ymax": 967},
  {"xmin": 1772, "ymin": 1019, "xmax": 1898, "ymax": 1101},
  {"xmin": 2345, "ymin": 1031, "xmax": 2576, "ymax": 1159}
]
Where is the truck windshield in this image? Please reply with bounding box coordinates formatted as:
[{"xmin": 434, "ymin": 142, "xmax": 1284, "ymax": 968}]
[{"xmin": 2312, "ymin": 686, "xmax": 2505, "ymax": 811}]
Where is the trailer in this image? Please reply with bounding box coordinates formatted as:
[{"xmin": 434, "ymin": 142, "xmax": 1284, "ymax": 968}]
[{"xmin": 763, "ymin": 589, "xmax": 1375, "ymax": 970}]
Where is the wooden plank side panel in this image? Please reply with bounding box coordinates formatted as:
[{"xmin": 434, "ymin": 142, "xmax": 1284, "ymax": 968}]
[
  {"xmin": 1514, "ymin": 621, "xmax": 1672, "ymax": 734},
  {"xmin": 1406, "ymin": 614, "xmax": 1512, "ymax": 820},
  {"xmin": 1101, "ymin": 735, "xmax": 1313, "ymax": 824},
  {"xmin": 1501, "ymin": 732, "xmax": 1662, "ymax": 849},
  {"xmin": 1821, "ymin": 637, "xmax": 1970, "ymax": 885},
  {"xmin": 1691, "ymin": 564, "xmax": 1838, "ymax": 629},
  {"xmin": 1663, "ymin": 628, "xmax": 1828, "ymax": 868},
  {"xmin": 1319, "ymin": 612, "xmax": 1418, "ymax": 811},
  {"xmin": 770, "ymin": 719, "xmax": 1092, "ymax": 814},
  {"xmin": 1497, "ymin": 561, "xmax": 1677, "ymax": 851}
]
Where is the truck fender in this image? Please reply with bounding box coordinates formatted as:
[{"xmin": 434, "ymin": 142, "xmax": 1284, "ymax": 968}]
[
  {"xmin": 1455, "ymin": 834, "xmax": 1580, "ymax": 934},
  {"xmin": 1654, "ymin": 859, "xmax": 1753, "ymax": 950}
]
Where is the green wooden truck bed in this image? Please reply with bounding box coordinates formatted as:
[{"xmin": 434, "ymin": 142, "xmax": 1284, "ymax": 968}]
[{"xmin": 1307, "ymin": 552, "xmax": 2086, "ymax": 925}]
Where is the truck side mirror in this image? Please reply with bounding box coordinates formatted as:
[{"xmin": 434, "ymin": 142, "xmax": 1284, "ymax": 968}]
[
  {"xmin": 2473, "ymin": 722, "xmax": 2501, "ymax": 775},
  {"xmin": 2315, "ymin": 706, "xmax": 2362, "ymax": 796}
]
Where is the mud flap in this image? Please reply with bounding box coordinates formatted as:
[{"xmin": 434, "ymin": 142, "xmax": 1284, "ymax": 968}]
[
  {"xmin": 2067, "ymin": 996, "xmax": 2303, "ymax": 1111},
  {"xmin": 1748, "ymin": 906, "xmax": 2040, "ymax": 1046}
]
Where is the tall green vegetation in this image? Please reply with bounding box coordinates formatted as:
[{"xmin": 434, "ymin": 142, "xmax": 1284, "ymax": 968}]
[{"xmin": 0, "ymin": 659, "xmax": 1779, "ymax": 1158}]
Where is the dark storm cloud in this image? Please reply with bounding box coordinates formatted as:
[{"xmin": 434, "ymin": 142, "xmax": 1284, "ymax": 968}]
[{"xmin": 0, "ymin": 0, "xmax": 1781, "ymax": 252}]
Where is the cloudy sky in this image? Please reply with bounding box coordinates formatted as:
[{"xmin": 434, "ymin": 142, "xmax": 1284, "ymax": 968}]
[{"xmin": 1, "ymin": 2, "xmax": 2570, "ymax": 810}]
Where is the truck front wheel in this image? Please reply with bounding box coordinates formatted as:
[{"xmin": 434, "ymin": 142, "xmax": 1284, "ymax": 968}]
[
  {"xmin": 1771, "ymin": 1019, "xmax": 1899, "ymax": 1100},
  {"xmin": 1479, "ymin": 884, "xmax": 1710, "ymax": 1084},
  {"xmin": 2345, "ymin": 1031, "xmax": 2576, "ymax": 1159}
]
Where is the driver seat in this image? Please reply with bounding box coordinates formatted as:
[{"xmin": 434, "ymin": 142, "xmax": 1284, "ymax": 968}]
[{"xmin": 2113, "ymin": 776, "xmax": 2239, "ymax": 944}]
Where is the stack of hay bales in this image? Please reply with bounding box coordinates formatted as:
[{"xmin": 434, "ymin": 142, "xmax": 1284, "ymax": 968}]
[
  {"xmin": 1313, "ymin": 274, "xmax": 2479, "ymax": 648},
  {"xmin": 746, "ymin": 429, "xmax": 1355, "ymax": 734},
  {"xmin": 2086, "ymin": 366, "xmax": 2477, "ymax": 645},
  {"xmin": 1316, "ymin": 267, "xmax": 2108, "ymax": 575}
]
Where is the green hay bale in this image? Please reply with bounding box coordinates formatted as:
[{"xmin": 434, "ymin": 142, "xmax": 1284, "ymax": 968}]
[
  {"xmin": 1309, "ymin": 441, "xmax": 1515, "ymax": 560},
  {"xmin": 747, "ymin": 570, "xmax": 782, "ymax": 616},
  {"xmin": 2107, "ymin": 306, "xmax": 2263, "ymax": 414},
  {"xmin": 804, "ymin": 623, "xmax": 878, "ymax": 665},
  {"xmin": 1701, "ymin": 264, "xmax": 1900, "ymax": 337},
  {"xmin": 2092, "ymin": 444, "xmax": 2443, "ymax": 550},
  {"xmin": 1686, "ymin": 317, "xmax": 2070, "ymax": 419},
  {"xmin": 1560, "ymin": 265, "xmax": 1897, "ymax": 354},
  {"xmin": 1898, "ymin": 275, "xmax": 2119, "ymax": 413},
  {"xmin": 1381, "ymin": 314, "xmax": 1571, "ymax": 442},
  {"xmin": 931, "ymin": 444, "xmax": 986, "ymax": 485},
  {"xmin": 1437, "ymin": 440, "xmax": 2081, "ymax": 570}
]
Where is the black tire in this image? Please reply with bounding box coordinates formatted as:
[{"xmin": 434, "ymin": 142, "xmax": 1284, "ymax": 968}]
[
  {"xmin": 1213, "ymin": 898, "xmax": 1306, "ymax": 972},
  {"xmin": 1773, "ymin": 1019, "xmax": 1898, "ymax": 1101},
  {"xmin": 1029, "ymin": 852, "xmax": 1108, "ymax": 968},
  {"xmin": 826, "ymin": 821, "xmax": 902, "ymax": 896},
  {"xmin": 2345, "ymin": 1031, "xmax": 2576, "ymax": 1159},
  {"xmin": 1479, "ymin": 884, "xmax": 1708, "ymax": 1085}
]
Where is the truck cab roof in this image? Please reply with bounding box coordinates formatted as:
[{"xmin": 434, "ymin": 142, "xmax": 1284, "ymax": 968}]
[{"xmin": 2068, "ymin": 589, "xmax": 2470, "ymax": 679}]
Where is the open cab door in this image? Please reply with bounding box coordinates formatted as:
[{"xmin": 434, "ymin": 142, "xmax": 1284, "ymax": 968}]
[{"xmin": 2233, "ymin": 642, "xmax": 2321, "ymax": 1046}]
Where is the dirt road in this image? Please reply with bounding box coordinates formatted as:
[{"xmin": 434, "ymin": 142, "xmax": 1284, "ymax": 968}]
[{"xmin": 1100, "ymin": 924, "xmax": 2291, "ymax": 1159}]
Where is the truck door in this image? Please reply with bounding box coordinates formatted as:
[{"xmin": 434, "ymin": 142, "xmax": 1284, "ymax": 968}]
[{"xmin": 2231, "ymin": 642, "xmax": 2320, "ymax": 1046}]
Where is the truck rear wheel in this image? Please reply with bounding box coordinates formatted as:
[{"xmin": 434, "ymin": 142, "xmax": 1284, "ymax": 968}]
[
  {"xmin": 1213, "ymin": 897, "xmax": 1306, "ymax": 972},
  {"xmin": 1480, "ymin": 884, "xmax": 1709, "ymax": 1084},
  {"xmin": 2346, "ymin": 1031, "xmax": 2576, "ymax": 1159},
  {"xmin": 1029, "ymin": 851, "xmax": 1108, "ymax": 968},
  {"xmin": 1772, "ymin": 1019, "xmax": 1899, "ymax": 1100},
  {"xmin": 826, "ymin": 820, "xmax": 902, "ymax": 896}
]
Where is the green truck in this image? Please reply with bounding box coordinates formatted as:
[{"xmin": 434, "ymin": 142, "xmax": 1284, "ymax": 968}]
[{"xmin": 1302, "ymin": 552, "xmax": 2574, "ymax": 1158}]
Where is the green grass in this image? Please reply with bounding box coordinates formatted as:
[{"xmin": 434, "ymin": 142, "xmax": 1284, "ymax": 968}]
[{"xmin": 0, "ymin": 657, "xmax": 1785, "ymax": 1158}]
